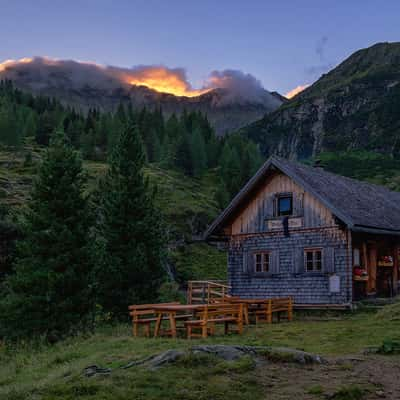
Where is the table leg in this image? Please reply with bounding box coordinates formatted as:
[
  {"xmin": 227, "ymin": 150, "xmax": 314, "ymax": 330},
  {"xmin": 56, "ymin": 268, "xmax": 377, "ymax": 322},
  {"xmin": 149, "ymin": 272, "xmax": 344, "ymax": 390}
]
[
  {"xmin": 244, "ymin": 304, "xmax": 249, "ymax": 325},
  {"xmin": 169, "ymin": 312, "xmax": 177, "ymax": 338},
  {"xmin": 154, "ymin": 312, "xmax": 162, "ymax": 337}
]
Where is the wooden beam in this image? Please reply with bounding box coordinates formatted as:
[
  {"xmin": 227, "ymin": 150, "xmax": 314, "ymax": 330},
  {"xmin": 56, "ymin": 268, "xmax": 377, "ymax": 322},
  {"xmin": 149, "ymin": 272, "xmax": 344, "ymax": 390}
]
[
  {"xmin": 368, "ymin": 242, "xmax": 377, "ymax": 294},
  {"xmin": 393, "ymin": 244, "xmax": 399, "ymax": 295}
]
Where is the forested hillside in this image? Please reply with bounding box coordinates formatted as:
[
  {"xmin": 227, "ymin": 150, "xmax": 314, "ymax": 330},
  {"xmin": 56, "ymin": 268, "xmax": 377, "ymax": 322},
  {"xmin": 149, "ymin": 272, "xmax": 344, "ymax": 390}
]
[
  {"xmin": 0, "ymin": 80, "xmax": 263, "ymax": 205},
  {"xmin": 0, "ymin": 80, "xmax": 263, "ymax": 296},
  {"xmin": 0, "ymin": 144, "xmax": 227, "ymax": 281},
  {"xmin": 310, "ymin": 151, "xmax": 400, "ymax": 192}
]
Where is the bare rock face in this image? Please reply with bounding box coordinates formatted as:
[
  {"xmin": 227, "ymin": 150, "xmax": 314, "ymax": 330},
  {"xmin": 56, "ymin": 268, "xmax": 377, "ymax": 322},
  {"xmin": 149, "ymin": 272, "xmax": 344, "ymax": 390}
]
[{"xmin": 240, "ymin": 42, "xmax": 400, "ymax": 159}]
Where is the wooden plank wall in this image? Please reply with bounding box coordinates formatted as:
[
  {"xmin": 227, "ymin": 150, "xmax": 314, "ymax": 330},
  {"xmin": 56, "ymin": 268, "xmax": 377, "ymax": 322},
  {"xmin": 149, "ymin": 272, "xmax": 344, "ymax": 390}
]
[{"xmin": 231, "ymin": 171, "xmax": 337, "ymax": 235}]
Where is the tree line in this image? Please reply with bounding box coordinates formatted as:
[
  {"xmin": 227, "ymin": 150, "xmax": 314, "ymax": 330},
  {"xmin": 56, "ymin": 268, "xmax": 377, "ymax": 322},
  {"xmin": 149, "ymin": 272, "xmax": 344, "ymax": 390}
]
[
  {"xmin": 0, "ymin": 81, "xmax": 265, "ymax": 341},
  {"xmin": 0, "ymin": 80, "xmax": 263, "ymax": 205},
  {"xmin": 0, "ymin": 125, "xmax": 165, "ymax": 340}
]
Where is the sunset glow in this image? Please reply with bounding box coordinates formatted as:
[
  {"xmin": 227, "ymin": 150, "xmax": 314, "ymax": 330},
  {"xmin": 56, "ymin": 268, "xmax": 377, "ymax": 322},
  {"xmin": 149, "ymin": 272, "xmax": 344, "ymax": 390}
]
[
  {"xmin": 124, "ymin": 67, "xmax": 210, "ymax": 97},
  {"xmin": 0, "ymin": 57, "xmax": 33, "ymax": 72},
  {"xmin": 0, "ymin": 57, "xmax": 213, "ymax": 97},
  {"xmin": 285, "ymin": 84, "xmax": 309, "ymax": 99}
]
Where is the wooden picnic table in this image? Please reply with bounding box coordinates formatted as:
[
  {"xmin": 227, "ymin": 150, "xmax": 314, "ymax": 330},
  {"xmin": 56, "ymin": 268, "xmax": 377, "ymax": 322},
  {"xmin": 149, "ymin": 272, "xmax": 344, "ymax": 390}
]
[
  {"xmin": 223, "ymin": 298, "xmax": 272, "ymax": 324},
  {"xmin": 152, "ymin": 304, "xmax": 207, "ymax": 338}
]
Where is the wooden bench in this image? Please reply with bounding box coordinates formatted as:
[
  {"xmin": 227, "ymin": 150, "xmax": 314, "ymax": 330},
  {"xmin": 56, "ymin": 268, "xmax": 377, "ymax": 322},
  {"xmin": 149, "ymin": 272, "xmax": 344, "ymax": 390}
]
[
  {"xmin": 271, "ymin": 297, "xmax": 293, "ymax": 322},
  {"xmin": 209, "ymin": 296, "xmax": 241, "ymax": 305},
  {"xmin": 253, "ymin": 300, "xmax": 272, "ymax": 324},
  {"xmin": 184, "ymin": 303, "xmax": 244, "ymax": 339},
  {"xmin": 254, "ymin": 298, "xmax": 293, "ymax": 324},
  {"xmin": 129, "ymin": 302, "xmax": 180, "ymax": 337}
]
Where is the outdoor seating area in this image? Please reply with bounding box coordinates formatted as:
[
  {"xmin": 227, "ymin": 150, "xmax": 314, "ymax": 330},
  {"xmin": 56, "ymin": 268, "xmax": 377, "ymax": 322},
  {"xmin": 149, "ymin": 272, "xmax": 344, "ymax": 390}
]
[{"xmin": 128, "ymin": 285, "xmax": 293, "ymax": 339}]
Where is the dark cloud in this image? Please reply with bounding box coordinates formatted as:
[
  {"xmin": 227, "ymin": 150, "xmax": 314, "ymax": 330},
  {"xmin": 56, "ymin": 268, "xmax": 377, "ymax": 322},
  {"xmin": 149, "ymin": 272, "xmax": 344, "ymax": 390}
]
[
  {"xmin": 0, "ymin": 57, "xmax": 281, "ymax": 105},
  {"xmin": 306, "ymin": 36, "xmax": 333, "ymax": 78},
  {"xmin": 316, "ymin": 36, "xmax": 328, "ymax": 62},
  {"xmin": 204, "ymin": 69, "xmax": 281, "ymax": 106}
]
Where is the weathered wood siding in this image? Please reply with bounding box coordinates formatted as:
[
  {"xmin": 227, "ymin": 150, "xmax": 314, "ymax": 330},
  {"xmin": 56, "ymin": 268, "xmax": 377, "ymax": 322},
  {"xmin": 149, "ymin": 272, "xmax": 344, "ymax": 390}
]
[
  {"xmin": 231, "ymin": 171, "xmax": 337, "ymax": 235},
  {"xmin": 228, "ymin": 227, "xmax": 351, "ymax": 305},
  {"xmin": 227, "ymin": 171, "xmax": 351, "ymax": 305}
]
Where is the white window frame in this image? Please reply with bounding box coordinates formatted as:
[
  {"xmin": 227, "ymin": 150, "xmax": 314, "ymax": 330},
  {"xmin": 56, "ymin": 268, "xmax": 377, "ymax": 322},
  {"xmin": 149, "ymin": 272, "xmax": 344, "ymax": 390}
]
[
  {"xmin": 254, "ymin": 252, "xmax": 270, "ymax": 273},
  {"xmin": 304, "ymin": 248, "xmax": 323, "ymax": 272}
]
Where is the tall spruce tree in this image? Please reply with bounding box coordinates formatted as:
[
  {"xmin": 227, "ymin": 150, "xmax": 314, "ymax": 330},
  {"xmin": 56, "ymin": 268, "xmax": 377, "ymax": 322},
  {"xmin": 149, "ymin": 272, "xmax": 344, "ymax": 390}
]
[
  {"xmin": 0, "ymin": 130, "xmax": 93, "ymax": 340},
  {"xmin": 95, "ymin": 123, "xmax": 166, "ymax": 316},
  {"xmin": 190, "ymin": 127, "xmax": 207, "ymax": 177}
]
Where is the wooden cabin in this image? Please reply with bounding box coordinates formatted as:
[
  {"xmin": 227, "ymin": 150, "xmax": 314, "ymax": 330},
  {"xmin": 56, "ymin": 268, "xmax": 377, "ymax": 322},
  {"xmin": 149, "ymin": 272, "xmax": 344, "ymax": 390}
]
[{"xmin": 205, "ymin": 156, "xmax": 400, "ymax": 307}]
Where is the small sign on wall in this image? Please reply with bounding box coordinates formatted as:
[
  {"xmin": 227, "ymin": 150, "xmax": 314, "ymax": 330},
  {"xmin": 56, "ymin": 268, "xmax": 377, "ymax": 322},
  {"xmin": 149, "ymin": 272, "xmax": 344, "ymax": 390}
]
[
  {"xmin": 329, "ymin": 274, "xmax": 340, "ymax": 293},
  {"xmin": 267, "ymin": 217, "xmax": 303, "ymax": 230}
]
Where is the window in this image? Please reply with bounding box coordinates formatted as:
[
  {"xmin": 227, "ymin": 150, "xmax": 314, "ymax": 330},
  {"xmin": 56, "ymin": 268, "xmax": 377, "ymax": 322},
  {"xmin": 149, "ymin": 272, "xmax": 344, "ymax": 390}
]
[
  {"xmin": 277, "ymin": 194, "xmax": 293, "ymax": 216},
  {"xmin": 254, "ymin": 252, "xmax": 270, "ymax": 273},
  {"xmin": 304, "ymin": 249, "xmax": 323, "ymax": 272},
  {"xmin": 353, "ymin": 248, "xmax": 361, "ymax": 267}
]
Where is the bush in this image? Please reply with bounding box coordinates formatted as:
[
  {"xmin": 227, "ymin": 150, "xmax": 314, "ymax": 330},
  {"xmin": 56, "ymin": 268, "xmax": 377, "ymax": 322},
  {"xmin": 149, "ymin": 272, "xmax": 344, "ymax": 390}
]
[
  {"xmin": 330, "ymin": 385, "xmax": 366, "ymax": 400},
  {"xmin": 377, "ymin": 339, "xmax": 400, "ymax": 355},
  {"xmin": 157, "ymin": 281, "xmax": 185, "ymax": 303}
]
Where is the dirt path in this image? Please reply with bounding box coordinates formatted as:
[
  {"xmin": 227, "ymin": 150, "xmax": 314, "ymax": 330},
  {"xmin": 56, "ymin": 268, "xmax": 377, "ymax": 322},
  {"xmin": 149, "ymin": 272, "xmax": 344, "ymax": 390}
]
[{"xmin": 254, "ymin": 354, "xmax": 400, "ymax": 399}]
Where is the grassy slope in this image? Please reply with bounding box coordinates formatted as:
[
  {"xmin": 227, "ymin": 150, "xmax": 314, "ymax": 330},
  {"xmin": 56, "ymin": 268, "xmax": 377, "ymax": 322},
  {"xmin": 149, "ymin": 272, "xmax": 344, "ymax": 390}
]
[
  {"xmin": 1, "ymin": 307, "xmax": 400, "ymax": 399},
  {"xmin": 0, "ymin": 145, "xmax": 226, "ymax": 282}
]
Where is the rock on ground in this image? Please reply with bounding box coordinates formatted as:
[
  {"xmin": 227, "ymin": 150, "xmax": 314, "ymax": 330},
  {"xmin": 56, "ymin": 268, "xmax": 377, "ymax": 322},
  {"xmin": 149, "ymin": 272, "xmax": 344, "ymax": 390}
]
[{"xmin": 84, "ymin": 345, "xmax": 326, "ymax": 376}]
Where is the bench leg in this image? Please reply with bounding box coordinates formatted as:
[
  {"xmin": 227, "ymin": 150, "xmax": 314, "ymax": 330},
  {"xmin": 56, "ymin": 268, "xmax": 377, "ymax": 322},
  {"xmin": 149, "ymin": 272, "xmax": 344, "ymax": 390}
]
[
  {"xmin": 288, "ymin": 307, "xmax": 293, "ymax": 321},
  {"xmin": 144, "ymin": 323, "xmax": 151, "ymax": 338},
  {"xmin": 154, "ymin": 313, "xmax": 162, "ymax": 337},
  {"xmin": 244, "ymin": 305, "xmax": 249, "ymax": 325},
  {"xmin": 208, "ymin": 323, "xmax": 215, "ymax": 336},
  {"xmin": 169, "ymin": 313, "xmax": 177, "ymax": 338},
  {"xmin": 267, "ymin": 311, "xmax": 272, "ymax": 324},
  {"xmin": 133, "ymin": 322, "xmax": 138, "ymax": 337},
  {"xmin": 238, "ymin": 320, "xmax": 243, "ymax": 335},
  {"xmin": 187, "ymin": 325, "xmax": 192, "ymax": 339},
  {"xmin": 201, "ymin": 324, "xmax": 208, "ymax": 338},
  {"xmin": 224, "ymin": 321, "xmax": 229, "ymax": 335}
]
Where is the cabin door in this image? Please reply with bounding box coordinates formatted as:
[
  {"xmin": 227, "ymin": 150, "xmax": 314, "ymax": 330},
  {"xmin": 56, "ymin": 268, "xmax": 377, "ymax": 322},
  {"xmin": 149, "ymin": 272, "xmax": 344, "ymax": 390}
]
[
  {"xmin": 376, "ymin": 267, "xmax": 393, "ymax": 297},
  {"xmin": 375, "ymin": 244, "xmax": 399, "ymax": 298}
]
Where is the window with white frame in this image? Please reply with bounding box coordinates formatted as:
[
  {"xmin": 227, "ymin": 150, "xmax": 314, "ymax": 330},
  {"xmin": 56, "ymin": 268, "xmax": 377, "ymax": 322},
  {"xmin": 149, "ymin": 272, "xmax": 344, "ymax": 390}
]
[
  {"xmin": 254, "ymin": 252, "xmax": 270, "ymax": 273},
  {"xmin": 304, "ymin": 248, "xmax": 323, "ymax": 272}
]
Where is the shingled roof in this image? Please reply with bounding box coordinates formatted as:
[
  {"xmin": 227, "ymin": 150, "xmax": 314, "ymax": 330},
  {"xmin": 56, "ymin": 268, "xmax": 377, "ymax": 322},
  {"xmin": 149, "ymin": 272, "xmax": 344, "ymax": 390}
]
[{"xmin": 205, "ymin": 156, "xmax": 400, "ymax": 238}]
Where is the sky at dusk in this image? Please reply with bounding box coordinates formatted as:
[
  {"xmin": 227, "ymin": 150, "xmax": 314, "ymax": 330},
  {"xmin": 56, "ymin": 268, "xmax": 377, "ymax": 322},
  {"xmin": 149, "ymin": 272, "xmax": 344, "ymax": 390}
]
[{"xmin": 1, "ymin": 0, "xmax": 399, "ymax": 95}]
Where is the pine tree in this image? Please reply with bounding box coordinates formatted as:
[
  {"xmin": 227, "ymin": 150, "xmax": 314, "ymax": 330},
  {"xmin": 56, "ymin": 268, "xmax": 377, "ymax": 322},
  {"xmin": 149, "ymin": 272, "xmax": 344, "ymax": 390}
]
[
  {"xmin": 214, "ymin": 179, "xmax": 230, "ymax": 209},
  {"xmin": 0, "ymin": 102, "xmax": 19, "ymax": 147},
  {"xmin": 190, "ymin": 127, "xmax": 207, "ymax": 177},
  {"xmin": 165, "ymin": 113, "xmax": 181, "ymax": 141},
  {"xmin": 175, "ymin": 131, "xmax": 193, "ymax": 175},
  {"xmin": 22, "ymin": 110, "xmax": 38, "ymax": 138},
  {"xmin": 220, "ymin": 143, "xmax": 242, "ymax": 198},
  {"xmin": 95, "ymin": 123, "xmax": 166, "ymax": 316},
  {"xmin": 36, "ymin": 110, "xmax": 54, "ymax": 145},
  {"xmin": 0, "ymin": 131, "xmax": 94, "ymax": 340},
  {"xmin": 239, "ymin": 141, "xmax": 263, "ymax": 186}
]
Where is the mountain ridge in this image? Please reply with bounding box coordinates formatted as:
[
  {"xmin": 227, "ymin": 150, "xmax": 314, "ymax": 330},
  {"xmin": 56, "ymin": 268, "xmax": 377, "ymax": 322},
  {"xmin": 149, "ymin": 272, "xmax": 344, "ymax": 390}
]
[
  {"xmin": 240, "ymin": 41, "xmax": 400, "ymax": 159},
  {"xmin": 0, "ymin": 58, "xmax": 282, "ymax": 135}
]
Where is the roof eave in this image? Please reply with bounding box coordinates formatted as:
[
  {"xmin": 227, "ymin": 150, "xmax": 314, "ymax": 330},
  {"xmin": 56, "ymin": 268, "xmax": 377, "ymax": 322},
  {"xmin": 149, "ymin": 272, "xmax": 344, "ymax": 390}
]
[
  {"xmin": 351, "ymin": 225, "xmax": 400, "ymax": 236},
  {"xmin": 204, "ymin": 156, "xmax": 389, "ymax": 240},
  {"xmin": 271, "ymin": 158, "xmax": 355, "ymax": 228}
]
